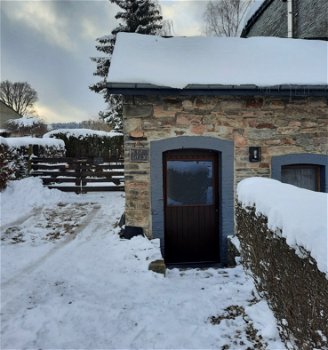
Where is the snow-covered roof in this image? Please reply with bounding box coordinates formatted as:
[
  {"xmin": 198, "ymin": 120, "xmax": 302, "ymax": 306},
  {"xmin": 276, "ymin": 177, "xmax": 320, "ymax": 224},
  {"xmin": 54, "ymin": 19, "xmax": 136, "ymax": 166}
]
[
  {"xmin": 108, "ymin": 33, "xmax": 328, "ymax": 91},
  {"xmin": 7, "ymin": 116, "xmax": 42, "ymax": 128},
  {"xmin": 43, "ymin": 128, "xmax": 122, "ymax": 139}
]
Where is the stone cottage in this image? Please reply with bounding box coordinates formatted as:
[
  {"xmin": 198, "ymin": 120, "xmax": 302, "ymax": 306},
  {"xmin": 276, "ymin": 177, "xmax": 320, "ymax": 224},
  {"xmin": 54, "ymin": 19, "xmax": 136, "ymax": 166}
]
[
  {"xmin": 241, "ymin": 0, "xmax": 328, "ymax": 40},
  {"xmin": 107, "ymin": 33, "xmax": 328, "ymax": 266}
]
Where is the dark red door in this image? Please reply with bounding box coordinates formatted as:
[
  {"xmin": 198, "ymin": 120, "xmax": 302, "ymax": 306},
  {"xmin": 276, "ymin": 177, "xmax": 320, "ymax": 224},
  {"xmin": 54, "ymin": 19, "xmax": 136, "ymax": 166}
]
[{"xmin": 164, "ymin": 149, "xmax": 219, "ymax": 264}]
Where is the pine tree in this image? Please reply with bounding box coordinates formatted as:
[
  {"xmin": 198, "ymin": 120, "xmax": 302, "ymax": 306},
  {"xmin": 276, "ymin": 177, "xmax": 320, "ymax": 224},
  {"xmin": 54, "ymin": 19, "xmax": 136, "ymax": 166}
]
[{"xmin": 90, "ymin": 0, "xmax": 164, "ymax": 131}]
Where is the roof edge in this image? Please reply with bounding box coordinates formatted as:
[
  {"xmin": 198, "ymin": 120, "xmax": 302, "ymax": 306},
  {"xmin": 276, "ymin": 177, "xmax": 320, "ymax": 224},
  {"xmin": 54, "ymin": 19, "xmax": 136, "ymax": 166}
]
[{"xmin": 106, "ymin": 83, "xmax": 328, "ymax": 97}]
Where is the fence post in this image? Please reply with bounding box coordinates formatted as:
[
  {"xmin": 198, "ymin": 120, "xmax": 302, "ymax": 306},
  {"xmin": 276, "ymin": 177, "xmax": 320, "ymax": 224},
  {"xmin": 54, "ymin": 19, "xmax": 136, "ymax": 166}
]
[
  {"xmin": 74, "ymin": 160, "xmax": 81, "ymax": 194},
  {"xmin": 80, "ymin": 160, "xmax": 87, "ymax": 193},
  {"xmin": 27, "ymin": 144, "xmax": 33, "ymax": 175}
]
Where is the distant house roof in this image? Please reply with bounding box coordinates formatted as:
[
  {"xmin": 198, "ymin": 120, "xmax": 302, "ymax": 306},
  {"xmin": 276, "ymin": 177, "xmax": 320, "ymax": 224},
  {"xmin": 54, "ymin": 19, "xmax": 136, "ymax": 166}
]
[
  {"xmin": 107, "ymin": 33, "xmax": 327, "ymax": 96},
  {"xmin": 241, "ymin": 0, "xmax": 328, "ymax": 40},
  {"xmin": 0, "ymin": 101, "xmax": 22, "ymax": 128},
  {"xmin": 241, "ymin": 0, "xmax": 274, "ymax": 38}
]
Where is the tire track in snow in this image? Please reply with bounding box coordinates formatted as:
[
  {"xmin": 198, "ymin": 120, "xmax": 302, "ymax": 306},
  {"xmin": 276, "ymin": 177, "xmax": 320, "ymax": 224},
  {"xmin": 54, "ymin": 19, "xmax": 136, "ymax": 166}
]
[
  {"xmin": 0, "ymin": 207, "xmax": 42, "ymax": 232},
  {"xmin": 1, "ymin": 204, "xmax": 101, "ymax": 295}
]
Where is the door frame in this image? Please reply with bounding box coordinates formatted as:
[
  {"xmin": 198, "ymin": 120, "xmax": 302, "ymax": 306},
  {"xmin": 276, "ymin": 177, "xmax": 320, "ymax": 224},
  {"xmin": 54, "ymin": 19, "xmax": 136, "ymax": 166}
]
[
  {"xmin": 150, "ymin": 136, "xmax": 234, "ymax": 266},
  {"xmin": 272, "ymin": 153, "xmax": 328, "ymax": 193},
  {"xmin": 163, "ymin": 149, "xmax": 220, "ymax": 264},
  {"xmin": 281, "ymin": 164, "xmax": 322, "ymax": 191}
]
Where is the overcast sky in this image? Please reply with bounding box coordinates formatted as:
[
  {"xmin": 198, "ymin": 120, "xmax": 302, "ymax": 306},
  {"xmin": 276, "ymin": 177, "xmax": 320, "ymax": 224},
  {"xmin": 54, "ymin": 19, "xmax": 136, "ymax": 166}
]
[{"xmin": 1, "ymin": 0, "xmax": 208, "ymax": 123}]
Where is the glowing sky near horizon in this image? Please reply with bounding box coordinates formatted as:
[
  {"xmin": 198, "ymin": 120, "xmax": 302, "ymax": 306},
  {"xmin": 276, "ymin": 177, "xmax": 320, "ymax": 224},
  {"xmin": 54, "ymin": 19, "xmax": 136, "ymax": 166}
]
[{"xmin": 1, "ymin": 0, "xmax": 208, "ymax": 123}]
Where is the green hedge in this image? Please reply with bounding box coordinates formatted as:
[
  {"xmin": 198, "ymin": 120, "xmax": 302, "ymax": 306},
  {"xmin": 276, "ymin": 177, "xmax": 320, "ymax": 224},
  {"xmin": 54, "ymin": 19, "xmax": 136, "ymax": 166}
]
[
  {"xmin": 49, "ymin": 133, "xmax": 123, "ymax": 159},
  {"xmin": 236, "ymin": 204, "xmax": 328, "ymax": 349}
]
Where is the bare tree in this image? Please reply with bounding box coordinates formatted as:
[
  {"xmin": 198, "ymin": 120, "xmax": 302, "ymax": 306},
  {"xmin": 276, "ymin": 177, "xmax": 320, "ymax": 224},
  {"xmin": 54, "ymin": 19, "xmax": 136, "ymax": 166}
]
[
  {"xmin": 203, "ymin": 0, "xmax": 254, "ymax": 37},
  {"xmin": 0, "ymin": 80, "xmax": 38, "ymax": 115}
]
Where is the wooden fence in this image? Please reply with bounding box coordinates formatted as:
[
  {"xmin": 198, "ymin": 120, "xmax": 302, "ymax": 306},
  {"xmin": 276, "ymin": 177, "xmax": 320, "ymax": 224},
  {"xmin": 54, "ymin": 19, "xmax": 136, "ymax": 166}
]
[{"xmin": 30, "ymin": 157, "xmax": 124, "ymax": 193}]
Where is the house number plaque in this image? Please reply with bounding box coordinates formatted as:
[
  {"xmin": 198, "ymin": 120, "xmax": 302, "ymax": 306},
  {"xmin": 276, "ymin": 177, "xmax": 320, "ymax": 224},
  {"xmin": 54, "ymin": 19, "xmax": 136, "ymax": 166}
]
[{"xmin": 130, "ymin": 148, "xmax": 149, "ymax": 162}]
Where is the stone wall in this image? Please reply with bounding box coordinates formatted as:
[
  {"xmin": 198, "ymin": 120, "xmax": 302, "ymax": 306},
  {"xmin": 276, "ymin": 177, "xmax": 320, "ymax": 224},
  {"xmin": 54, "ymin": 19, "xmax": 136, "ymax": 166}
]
[
  {"xmin": 123, "ymin": 95, "xmax": 328, "ymax": 236},
  {"xmin": 236, "ymin": 203, "xmax": 328, "ymax": 349}
]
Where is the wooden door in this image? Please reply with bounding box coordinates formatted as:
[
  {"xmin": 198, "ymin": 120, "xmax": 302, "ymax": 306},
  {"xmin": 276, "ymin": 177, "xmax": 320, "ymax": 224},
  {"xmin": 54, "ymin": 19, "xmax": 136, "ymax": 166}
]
[{"xmin": 163, "ymin": 149, "xmax": 220, "ymax": 264}]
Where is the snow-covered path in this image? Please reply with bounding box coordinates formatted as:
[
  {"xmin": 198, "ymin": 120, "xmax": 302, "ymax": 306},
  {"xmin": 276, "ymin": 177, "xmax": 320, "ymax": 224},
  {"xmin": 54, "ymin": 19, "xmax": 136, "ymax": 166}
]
[{"xmin": 1, "ymin": 179, "xmax": 285, "ymax": 349}]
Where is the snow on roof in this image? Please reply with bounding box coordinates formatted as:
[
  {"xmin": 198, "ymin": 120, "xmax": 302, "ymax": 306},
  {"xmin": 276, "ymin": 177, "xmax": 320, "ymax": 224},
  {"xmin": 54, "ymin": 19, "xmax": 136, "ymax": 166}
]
[
  {"xmin": 43, "ymin": 128, "xmax": 122, "ymax": 139},
  {"xmin": 237, "ymin": 178, "xmax": 328, "ymax": 276},
  {"xmin": 7, "ymin": 116, "xmax": 42, "ymax": 128},
  {"xmin": 0, "ymin": 136, "xmax": 65, "ymax": 149},
  {"xmin": 108, "ymin": 33, "xmax": 328, "ymax": 89}
]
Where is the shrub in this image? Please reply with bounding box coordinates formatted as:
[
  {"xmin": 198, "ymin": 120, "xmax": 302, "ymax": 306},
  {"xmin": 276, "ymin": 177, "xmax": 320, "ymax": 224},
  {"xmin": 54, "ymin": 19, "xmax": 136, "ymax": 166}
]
[
  {"xmin": 236, "ymin": 204, "xmax": 328, "ymax": 349},
  {"xmin": 45, "ymin": 129, "xmax": 123, "ymax": 159},
  {"xmin": 0, "ymin": 138, "xmax": 65, "ymax": 190}
]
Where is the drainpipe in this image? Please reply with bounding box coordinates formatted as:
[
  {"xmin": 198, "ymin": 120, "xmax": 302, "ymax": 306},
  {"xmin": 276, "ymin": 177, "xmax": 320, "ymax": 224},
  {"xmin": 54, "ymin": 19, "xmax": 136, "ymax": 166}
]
[{"xmin": 287, "ymin": 0, "xmax": 293, "ymax": 38}]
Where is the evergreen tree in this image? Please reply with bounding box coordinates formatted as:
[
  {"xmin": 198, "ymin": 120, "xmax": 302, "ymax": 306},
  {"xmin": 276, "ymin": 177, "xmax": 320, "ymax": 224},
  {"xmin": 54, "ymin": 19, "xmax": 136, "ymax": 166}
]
[{"xmin": 90, "ymin": 0, "xmax": 164, "ymax": 131}]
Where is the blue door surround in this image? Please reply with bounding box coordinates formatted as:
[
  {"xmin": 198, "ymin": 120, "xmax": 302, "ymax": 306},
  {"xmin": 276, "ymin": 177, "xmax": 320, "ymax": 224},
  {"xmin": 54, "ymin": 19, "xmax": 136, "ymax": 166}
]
[{"xmin": 150, "ymin": 136, "xmax": 234, "ymax": 266}]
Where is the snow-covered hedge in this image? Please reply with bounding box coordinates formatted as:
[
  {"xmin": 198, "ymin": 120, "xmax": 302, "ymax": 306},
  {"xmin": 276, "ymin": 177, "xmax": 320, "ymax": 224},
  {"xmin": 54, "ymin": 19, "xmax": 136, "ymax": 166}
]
[
  {"xmin": 238, "ymin": 178, "xmax": 327, "ymax": 275},
  {"xmin": 236, "ymin": 178, "xmax": 328, "ymax": 349},
  {"xmin": 1, "ymin": 136, "xmax": 65, "ymax": 151},
  {"xmin": 44, "ymin": 128, "xmax": 122, "ymax": 139},
  {"xmin": 0, "ymin": 137, "xmax": 65, "ymax": 190},
  {"xmin": 44, "ymin": 129, "xmax": 123, "ymax": 159}
]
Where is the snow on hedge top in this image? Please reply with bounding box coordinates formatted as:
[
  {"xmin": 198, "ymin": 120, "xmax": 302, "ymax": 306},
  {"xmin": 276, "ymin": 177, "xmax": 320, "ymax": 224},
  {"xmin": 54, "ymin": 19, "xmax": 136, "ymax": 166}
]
[
  {"xmin": 108, "ymin": 33, "xmax": 328, "ymax": 89},
  {"xmin": 237, "ymin": 178, "xmax": 328, "ymax": 276},
  {"xmin": 0, "ymin": 136, "xmax": 65, "ymax": 149},
  {"xmin": 44, "ymin": 128, "xmax": 122, "ymax": 139}
]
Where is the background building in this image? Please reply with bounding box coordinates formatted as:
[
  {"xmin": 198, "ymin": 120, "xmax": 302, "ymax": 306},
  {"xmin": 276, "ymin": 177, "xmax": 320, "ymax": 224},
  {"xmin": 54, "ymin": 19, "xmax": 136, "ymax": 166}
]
[{"xmin": 241, "ymin": 0, "xmax": 328, "ymax": 40}]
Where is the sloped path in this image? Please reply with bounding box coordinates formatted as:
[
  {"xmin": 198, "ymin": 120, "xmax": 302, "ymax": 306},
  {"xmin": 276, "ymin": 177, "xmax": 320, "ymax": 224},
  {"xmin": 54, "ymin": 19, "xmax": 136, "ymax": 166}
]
[{"xmin": 1, "ymin": 192, "xmax": 285, "ymax": 350}]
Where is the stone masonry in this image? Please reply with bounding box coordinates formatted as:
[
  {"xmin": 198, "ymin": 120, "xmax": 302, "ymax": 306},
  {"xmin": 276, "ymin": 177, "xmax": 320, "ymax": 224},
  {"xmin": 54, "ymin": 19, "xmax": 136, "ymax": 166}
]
[{"xmin": 123, "ymin": 95, "xmax": 328, "ymax": 237}]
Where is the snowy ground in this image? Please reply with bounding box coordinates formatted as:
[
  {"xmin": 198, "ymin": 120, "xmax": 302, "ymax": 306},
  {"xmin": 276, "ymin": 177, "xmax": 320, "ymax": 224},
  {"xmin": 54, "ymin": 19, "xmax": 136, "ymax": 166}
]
[{"xmin": 1, "ymin": 178, "xmax": 286, "ymax": 349}]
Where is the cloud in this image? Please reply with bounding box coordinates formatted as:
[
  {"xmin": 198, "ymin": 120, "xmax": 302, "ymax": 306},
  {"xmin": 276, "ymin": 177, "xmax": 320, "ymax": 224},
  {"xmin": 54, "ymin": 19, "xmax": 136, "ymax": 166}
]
[
  {"xmin": 2, "ymin": 1, "xmax": 75, "ymax": 52},
  {"xmin": 35, "ymin": 100, "xmax": 92, "ymax": 123},
  {"xmin": 80, "ymin": 3, "xmax": 118, "ymax": 40},
  {"xmin": 81, "ymin": 18, "xmax": 101, "ymax": 40},
  {"xmin": 1, "ymin": 0, "xmax": 212, "ymax": 125}
]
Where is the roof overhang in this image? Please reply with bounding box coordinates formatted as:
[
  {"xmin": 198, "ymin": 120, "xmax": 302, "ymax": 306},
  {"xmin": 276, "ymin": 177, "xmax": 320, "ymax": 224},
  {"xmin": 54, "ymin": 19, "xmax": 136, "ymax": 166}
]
[{"xmin": 107, "ymin": 83, "xmax": 328, "ymax": 97}]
